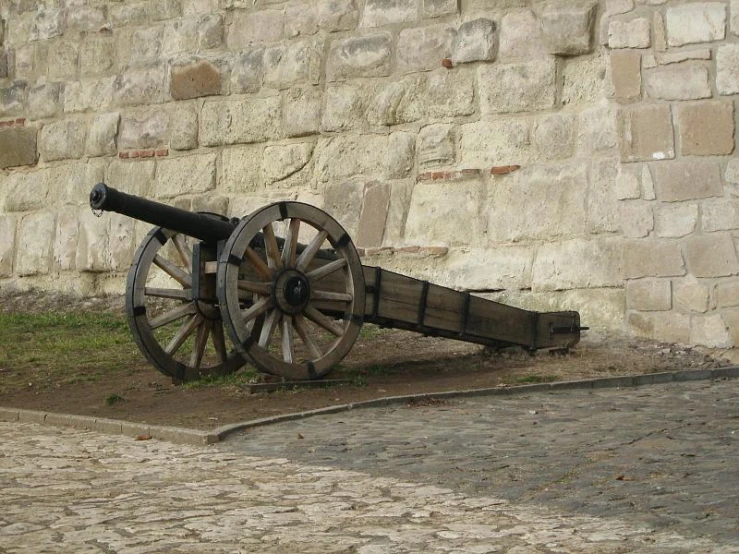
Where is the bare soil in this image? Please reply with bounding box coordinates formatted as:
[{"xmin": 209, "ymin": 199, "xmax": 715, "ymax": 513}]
[{"xmin": 0, "ymin": 290, "xmax": 734, "ymax": 430}]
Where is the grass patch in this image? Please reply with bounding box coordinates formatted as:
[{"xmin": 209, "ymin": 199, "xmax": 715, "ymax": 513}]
[
  {"xmin": 515, "ymin": 374, "xmax": 559, "ymax": 384},
  {"xmin": 182, "ymin": 368, "xmax": 259, "ymax": 390},
  {"xmin": 105, "ymin": 393, "xmax": 125, "ymax": 406}
]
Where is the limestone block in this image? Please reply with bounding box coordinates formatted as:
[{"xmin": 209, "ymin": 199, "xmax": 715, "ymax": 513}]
[
  {"xmin": 615, "ymin": 167, "xmax": 640, "ymax": 199},
  {"xmin": 405, "ymin": 180, "xmax": 483, "ymax": 246},
  {"xmin": 264, "ymin": 38, "xmax": 323, "ymax": 89},
  {"xmin": 533, "ymin": 238, "xmax": 624, "ymax": 291},
  {"xmin": 283, "ymin": 86, "xmax": 322, "ymax": 137},
  {"xmin": 479, "ymin": 59, "xmax": 556, "ymax": 114},
  {"xmin": 130, "ymin": 27, "xmax": 163, "ymax": 66},
  {"xmin": 618, "ymin": 104, "xmax": 674, "ymax": 162},
  {"xmin": 442, "ymin": 247, "xmax": 534, "ymax": 291},
  {"xmin": 162, "ymin": 19, "xmax": 202, "ymax": 59},
  {"xmin": 0, "ymin": 83, "xmax": 27, "ymax": 117},
  {"xmin": 677, "ymin": 101, "xmax": 735, "ymax": 156},
  {"xmin": 673, "ymin": 277, "xmax": 709, "ymax": 313},
  {"xmin": 315, "ymin": 134, "xmax": 413, "ymax": 183},
  {"xmin": 170, "ymin": 105, "xmax": 198, "ymax": 151},
  {"xmin": 684, "ymin": 234, "xmax": 739, "ymax": 278},
  {"xmin": 322, "ymin": 82, "xmax": 369, "ymax": 132},
  {"xmin": 183, "ymin": 0, "xmax": 219, "ymax": 15},
  {"xmin": 366, "ymin": 81, "xmax": 406, "ymax": 126},
  {"xmin": 324, "ymin": 180, "xmax": 365, "ymax": 236},
  {"xmin": 562, "ymin": 55, "xmax": 606, "ymax": 106},
  {"xmin": 0, "ymin": 215, "xmax": 15, "ymax": 277},
  {"xmin": 0, "ymin": 52, "xmax": 7, "ymax": 79},
  {"xmin": 30, "ymin": 8, "xmax": 62, "ymax": 41},
  {"xmin": 119, "ymin": 108, "xmax": 170, "ymax": 150},
  {"xmin": 65, "ymin": 6, "xmax": 107, "ymax": 33},
  {"xmin": 220, "ymin": 145, "xmax": 264, "ymax": 194},
  {"xmin": 192, "ymin": 195, "xmax": 229, "ymax": 216},
  {"xmin": 576, "ymin": 100, "xmax": 618, "ymax": 154},
  {"xmin": 716, "ymin": 280, "xmax": 739, "ymax": 307},
  {"xmin": 642, "ymin": 165, "xmax": 656, "ymax": 200},
  {"xmin": 48, "ymin": 40, "xmax": 79, "ymax": 79},
  {"xmin": 262, "ymin": 142, "xmax": 314, "ymax": 186},
  {"xmin": 423, "ymin": 0, "xmax": 459, "ymax": 18},
  {"xmin": 716, "ymin": 44, "xmax": 739, "ymax": 95},
  {"xmin": 627, "ymin": 279, "xmax": 671, "ymax": 311},
  {"xmin": 533, "ymin": 113, "xmax": 575, "ymax": 160},
  {"xmin": 79, "ymin": 36, "xmax": 115, "ymax": 75},
  {"xmin": 588, "ymin": 157, "xmax": 620, "ymax": 233},
  {"xmin": 86, "ymin": 113, "xmax": 120, "ymax": 158},
  {"xmin": 397, "ymin": 24, "xmax": 455, "ymax": 73},
  {"xmin": 198, "ymin": 14, "xmax": 224, "ymax": 49},
  {"xmin": 231, "ymin": 48, "xmax": 264, "ymax": 94},
  {"xmin": 361, "ymin": 0, "xmax": 417, "ymax": 28},
  {"xmin": 28, "ymin": 82, "xmax": 62, "ymax": 120},
  {"xmin": 228, "ymin": 11, "xmax": 284, "ymax": 48},
  {"xmin": 76, "ymin": 208, "xmax": 109, "ymax": 272},
  {"xmin": 727, "ymin": 159, "xmax": 739, "ymax": 184},
  {"xmin": 318, "ymin": 0, "xmax": 359, "ymax": 32},
  {"xmin": 624, "ymin": 240, "xmax": 685, "ymax": 278},
  {"xmin": 620, "ymin": 202, "xmax": 654, "ymax": 238},
  {"xmin": 418, "ymin": 124, "xmax": 455, "ymax": 169},
  {"xmin": 451, "ymin": 18, "xmax": 497, "ymax": 65},
  {"xmin": 170, "ymin": 60, "xmax": 222, "ymax": 101},
  {"xmin": 14, "ymin": 43, "xmax": 42, "ymax": 82},
  {"xmin": 15, "ymin": 212, "xmax": 54, "ymax": 276},
  {"xmin": 666, "ymin": 3, "xmax": 726, "ymax": 46},
  {"xmin": 63, "ymin": 77, "xmax": 116, "ymax": 113},
  {"xmin": 49, "ymin": 159, "xmax": 107, "ymax": 207},
  {"xmin": 608, "ymin": 18, "xmax": 650, "ymax": 49},
  {"xmin": 106, "ymin": 159, "xmax": 156, "ymax": 197},
  {"xmin": 654, "ymin": 203, "xmax": 698, "ymax": 238},
  {"xmin": 52, "ymin": 209, "xmax": 78, "ymax": 271},
  {"xmin": 498, "ymin": 10, "xmax": 547, "ymax": 61},
  {"xmin": 154, "ymin": 154, "xmax": 217, "ymax": 199},
  {"xmin": 541, "ymin": 2, "xmax": 596, "ymax": 56},
  {"xmin": 39, "ymin": 118, "xmax": 87, "ymax": 162},
  {"xmin": 387, "ymin": 132, "xmax": 415, "ymax": 179},
  {"xmin": 487, "ymin": 164, "xmax": 588, "ymax": 242},
  {"xmin": 356, "ymin": 182, "xmax": 391, "ymax": 248},
  {"xmin": 723, "ymin": 307, "xmax": 739, "ymax": 346},
  {"xmin": 285, "ymin": 1, "xmax": 318, "ymax": 37},
  {"xmin": 396, "ymin": 69, "xmax": 475, "ymax": 122},
  {"xmin": 107, "ymin": 213, "xmax": 135, "ymax": 272},
  {"xmin": 733, "ymin": 0, "xmax": 739, "ymax": 35},
  {"xmin": 384, "ymin": 181, "xmax": 414, "ymax": 246},
  {"xmin": 326, "ymin": 34, "xmax": 392, "ymax": 81},
  {"xmin": 645, "ymin": 65, "xmax": 710, "ymax": 101},
  {"xmin": 653, "ymin": 160, "xmax": 722, "ymax": 202},
  {"xmin": 703, "ymin": 199, "xmax": 739, "ymax": 232},
  {"xmin": 459, "ymin": 119, "xmax": 531, "ymax": 167},
  {"xmin": 114, "ymin": 67, "xmax": 167, "ymax": 107},
  {"xmin": 200, "ymin": 96, "xmax": 282, "ymax": 147},
  {"xmin": 628, "ymin": 311, "xmax": 690, "ymax": 343},
  {"xmin": 0, "ymin": 127, "xmax": 37, "ymax": 169},
  {"xmin": 691, "ymin": 314, "xmax": 732, "ymax": 348}
]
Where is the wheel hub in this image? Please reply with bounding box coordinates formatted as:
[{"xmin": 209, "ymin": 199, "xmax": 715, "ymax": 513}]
[{"xmin": 273, "ymin": 269, "xmax": 311, "ymax": 314}]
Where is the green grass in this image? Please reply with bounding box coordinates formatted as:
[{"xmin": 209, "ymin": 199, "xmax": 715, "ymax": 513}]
[
  {"xmin": 182, "ymin": 368, "xmax": 259, "ymax": 389},
  {"xmin": 105, "ymin": 393, "xmax": 125, "ymax": 405}
]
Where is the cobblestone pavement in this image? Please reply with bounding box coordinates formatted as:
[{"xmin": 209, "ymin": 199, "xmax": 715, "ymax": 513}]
[{"xmin": 1, "ymin": 379, "xmax": 737, "ymax": 553}]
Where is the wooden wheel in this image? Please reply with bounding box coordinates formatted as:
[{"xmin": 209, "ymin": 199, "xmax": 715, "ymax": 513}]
[
  {"xmin": 217, "ymin": 202, "xmax": 365, "ymax": 380},
  {"xmin": 126, "ymin": 226, "xmax": 246, "ymax": 383}
]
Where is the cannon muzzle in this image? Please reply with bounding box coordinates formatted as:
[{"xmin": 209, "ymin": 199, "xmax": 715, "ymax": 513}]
[{"xmin": 89, "ymin": 183, "xmax": 237, "ymax": 244}]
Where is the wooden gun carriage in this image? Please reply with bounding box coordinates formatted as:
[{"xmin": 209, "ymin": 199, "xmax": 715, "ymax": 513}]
[{"xmin": 89, "ymin": 184, "xmax": 585, "ymax": 383}]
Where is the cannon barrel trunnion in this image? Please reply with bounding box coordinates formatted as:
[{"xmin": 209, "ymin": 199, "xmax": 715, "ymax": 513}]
[{"xmin": 89, "ymin": 184, "xmax": 586, "ymax": 383}]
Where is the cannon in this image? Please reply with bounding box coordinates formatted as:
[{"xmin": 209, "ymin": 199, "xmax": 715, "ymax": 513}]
[{"xmin": 90, "ymin": 184, "xmax": 586, "ymax": 383}]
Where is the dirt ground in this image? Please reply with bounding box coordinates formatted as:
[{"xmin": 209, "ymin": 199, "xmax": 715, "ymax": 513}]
[{"xmin": 0, "ymin": 290, "xmax": 734, "ymax": 430}]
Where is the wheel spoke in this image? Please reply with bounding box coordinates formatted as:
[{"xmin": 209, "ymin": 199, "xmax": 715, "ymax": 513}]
[
  {"xmin": 306, "ymin": 258, "xmax": 347, "ymax": 283},
  {"xmin": 190, "ymin": 319, "xmax": 211, "ymax": 370},
  {"xmin": 263, "ymin": 223, "xmax": 282, "ymax": 270},
  {"xmin": 281, "ymin": 218, "xmax": 301, "ymax": 267},
  {"xmin": 173, "ymin": 234, "xmax": 192, "ymax": 268},
  {"xmin": 259, "ymin": 309, "xmax": 281, "ymax": 349},
  {"xmin": 165, "ymin": 314, "xmax": 202, "ymax": 355},
  {"xmin": 296, "ymin": 230, "xmax": 328, "ymax": 272},
  {"xmin": 149, "ymin": 303, "xmax": 197, "ymax": 329},
  {"xmin": 240, "ymin": 296, "xmax": 273, "ymax": 323},
  {"xmin": 245, "ymin": 246, "xmax": 273, "ymax": 280},
  {"xmin": 237, "ymin": 279, "xmax": 272, "ymax": 295},
  {"xmin": 145, "ymin": 287, "xmax": 192, "ymax": 301},
  {"xmin": 293, "ymin": 314, "xmax": 323, "ymax": 359},
  {"xmin": 211, "ymin": 321, "xmax": 228, "ymax": 363},
  {"xmin": 312, "ymin": 290, "xmax": 353, "ymax": 303},
  {"xmin": 304, "ymin": 304, "xmax": 345, "ymax": 337},
  {"xmin": 154, "ymin": 254, "xmax": 192, "ymax": 288},
  {"xmin": 281, "ymin": 315, "xmax": 294, "ymax": 364}
]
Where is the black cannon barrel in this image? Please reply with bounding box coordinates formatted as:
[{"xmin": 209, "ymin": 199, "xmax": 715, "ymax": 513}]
[{"xmin": 90, "ymin": 183, "xmax": 236, "ymax": 244}]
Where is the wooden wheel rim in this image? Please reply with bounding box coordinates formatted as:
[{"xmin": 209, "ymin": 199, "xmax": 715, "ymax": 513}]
[
  {"xmin": 217, "ymin": 202, "xmax": 365, "ymax": 380},
  {"xmin": 126, "ymin": 226, "xmax": 245, "ymax": 382}
]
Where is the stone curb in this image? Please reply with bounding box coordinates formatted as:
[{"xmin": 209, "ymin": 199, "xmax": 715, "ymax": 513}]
[{"xmin": 1, "ymin": 367, "xmax": 737, "ymax": 445}]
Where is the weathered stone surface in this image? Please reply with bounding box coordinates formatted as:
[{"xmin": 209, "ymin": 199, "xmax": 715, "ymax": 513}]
[
  {"xmin": 286, "ymin": 1, "xmax": 318, "ymax": 37},
  {"xmin": 627, "ymin": 279, "xmax": 671, "ymax": 311},
  {"xmin": 322, "ymin": 82, "xmax": 368, "ymax": 132},
  {"xmin": 63, "ymin": 77, "xmax": 116, "ymax": 113},
  {"xmin": 727, "ymin": 159, "xmax": 739, "ymax": 184},
  {"xmin": 1, "ymin": 82, "xmax": 27, "ymax": 117},
  {"xmin": 86, "ymin": 113, "xmax": 120, "ymax": 158},
  {"xmin": 618, "ymin": 104, "xmax": 675, "ymax": 162},
  {"xmin": 356, "ymin": 182, "xmax": 391, "ymax": 247},
  {"xmin": 479, "ymin": 59, "xmax": 556, "ymax": 114},
  {"xmin": 444, "ymin": 246, "xmax": 534, "ymax": 291},
  {"xmin": 716, "ymin": 279, "xmax": 739, "ymax": 307},
  {"xmin": 283, "ymin": 86, "xmax": 322, "ymax": 137},
  {"xmin": 691, "ymin": 314, "xmax": 732, "ymax": 348},
  {"xmin": 541, "ymin": 2, "xmax": 596, "ymax": 56},
  {"xmin": 220, "ymin": 145, "xmax": 264, "ymax": 194},
  {"xmin": 654, "ymin": 203, "xmax": 698, "ymax": 238},
  {"xmin": 397, "ymin": 24, "xmax": 455, "ymax": 73},
  {"xmin": 588, "ymin": 157, "xmax": 620, "ymax": 234},
  {"xmin": 39, "ymin": 119, "xmax": 87, "ymax": 162},
  {"xmin": 227, "ymin": 11, "xmax": 284, "ymax": 48},
  {"xmin": 160, "ymin": 19, "xmax": 199, "ymax": 59},
  {"xmin": 628, "ymin": 311, "xmax": 690, "ymax": 343},
  {"xmin": 15, "ymin": 212, "xmax": 54, "ymax": 276},
  {"xmin": 674, "ymin": 277, "xmax": 709, "ymax": 313},
  {"xmin": 198, "ymin": 14, "xmax": 224, "ymax": 49},
  {"xmin": 666, "ymin": 3, "xmax": 726, "ymax": 46},
  {"xmin": 119, "ymin": 108, "xmax": 170, "ymax": 150},
  {"xmin": 231, "ymin": 48, "xmax": 264, "ymax": 94},
  {"xmin": 76, "ymin": 208, "xmax": 109, "ymax": 272},
  {"xmin": 460, "ymin": 119, "xmax": 531, "ymax": 167},
  {"xmin": 114, "ymin": 68, "xmax": 167, "ymax": 107},
  {"xmin": 418, "ymin": 124, "xmax": 455, "ymax": 169},
  {"xmin": 365, "ymin": 81, "xmax": 406, "ymax": 126},
  {"xmin": 653, "ymin": 160, "xmax": 722, "ymax": 202},
  {"xmin": 576, "ymin": 100, "xmax": 618, "ymax": 154},
  {"xmin": 562, "ymin": 55, "xmax": 606, "ymax": 106},
  {"xmin": 620, "ymin": 202, "xmax": 654, "ymax": 238},
  {"xmin": 315, "ymin": 134, "xmax": 413, "ymax": 183},
  {"xmin": 645, "ymin": 65, "xmax": 711, "ymax": 101},
  {"xmin": 732, "ymin": 0, "xmax": 739, "ymax": 35},
  {"xmin": 0, "ymin": 127, "xmax": 37, "ymax": 168},
  {"xmin": 65, "ymin": 6, "xmax": 107, "ymax": 33},
  {"xmin": 154, "ymin": 154, "xmax": 217, "ymax": 199},
  {"xmin": 30, "ymin": 8, "xmax": 62, "ymax": 41},
  {"xmin": 170, "ymin": 105, "xmax": 198, "ymax": 151},
  {"xmin": 608, "ymin": 18, "xmax": 651, "ymax": 48},
  {"xmin": 387, "ymin": 132, "xmax": 415, "ymax": 179},
  {"xmin": 0, "ymin": 215, "xmax": 16, "ymax": 277},
  {"xmin": 684, "ymin": 234, "xmax": 739, "ymax": 278},
  {"xmin": 361, "ymin": 0, "xmax": 417, "ymax": 28},
  {"xmin": 79, "ymin": 36, "xmax": 115, "ymax": 75},
  {"xmin": 423, "ymin": 0, "xmax": 459, "ymax": 18},
  {"xmin": 487, "ymin": 165, "xmax": 588, "ymax": 242},
  {"xmin": 130, "ymin": 26, "xmax": 163, "ymax": 67},
  {"xmin": 533, "ymin": 239, "xmax": 623, "ymax": 291},
  {"xmin": 702, "ymin": 199, "xmax": 739, "ymax": 232},
  {"xmin": 324, "ymin": 180, "xmax": 365, "ymax": 236},
  {"xmin": 498, "ymin": 10, "xmax": 547, "ymax": 61},
  {"xmin": 624, "ymin": 241, "xmax": 685, "ymax": 278},
  {"xmin": 262, "ymin": 142, "xmax": 314, "ymax": 186},
  {"xmin": 28, "ymin": 83, "xmax": 62, "ymax": 120},
  {"xmin": 200, "ymin": 96, "xmax": 282, "ymax": 146},
  {"xmin": 396, "ymin": 69, "xmax": 475, "ymax": 123},
  {"xmin": 677, "ymin": 101, "xmax": 735, "ymax": 156},
  {"xmin": 716, "ymin": 44, "xmax": 739, "ymax": 95},
  {"xmin": 641, "ymin": 165, "xmax": 655, "ymax": 200},
  {"xmin": 452, "ymin": 19, "xmax": 497, "ymax": 64},
  {"xmin": 534, "ymin": 113, "xmax": 575, "ymax": 160},
  {"xmin": 264, "ymin": 38, "xmax": 323, "ymax": 88},
  {"xmin": 106, "ymin": 159, "xmax": 156, "ymax": 197},
  {"xmin": 326, "ymin": 34, "xmax": 392, "ymax": 81},
  {"xmin": 615, "ymin": 167, "xmax": 640, "ymax": 200},
  {"xmin": 318, "ymin": 0, "xmax": 359, "ymax": 32},
  {"xmin": 170, "ymin": 60, "xmax": 222, "ymax": 100}
]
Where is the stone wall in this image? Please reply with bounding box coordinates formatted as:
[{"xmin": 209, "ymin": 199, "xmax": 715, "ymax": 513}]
[{"xmin": 0, "ymin": 0, "xmax": 737, "ymax": 347}]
